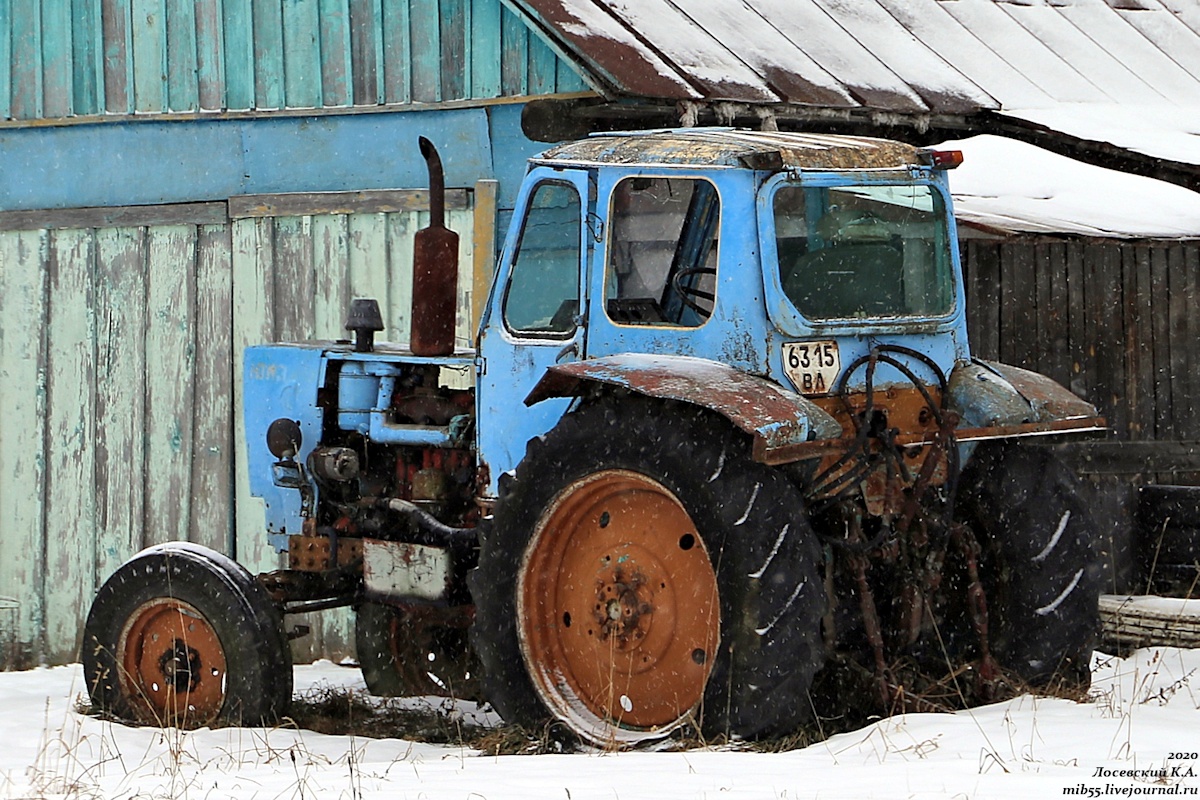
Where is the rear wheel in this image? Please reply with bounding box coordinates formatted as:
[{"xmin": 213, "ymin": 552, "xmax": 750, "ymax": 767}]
[
  {"xmin": 470, "ymin": 398, "xmax": 825, "ymax": 746},
  {"xmin": 520, "ymin": 469, "xmax": 720, "ymax": 738},
  {"xmin": 83, "ymin": 542, "xmax": 292, "ymax": 727},
  {"xmin": 955, "ymin": 442, "xmax": 1102, "ymax": 685}
]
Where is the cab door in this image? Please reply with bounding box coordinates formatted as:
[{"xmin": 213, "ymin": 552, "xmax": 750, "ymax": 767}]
[{"xmin": 475, "ymin": 167, "xmax": 591, "ymax": 497}]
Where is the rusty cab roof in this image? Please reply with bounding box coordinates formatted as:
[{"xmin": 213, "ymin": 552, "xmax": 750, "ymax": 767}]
[{"xmin": 533, "ymin": 128, "xmax": 923, "ymax": 172}]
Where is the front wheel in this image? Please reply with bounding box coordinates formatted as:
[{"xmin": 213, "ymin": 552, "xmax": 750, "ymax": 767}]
[
  {"xmin": 470, "ymin": 398, "xmax": 825, "ymax": 746},
  {"xmin": 82, "ymin": 542, "xmax": 292, "ymax": 727}
]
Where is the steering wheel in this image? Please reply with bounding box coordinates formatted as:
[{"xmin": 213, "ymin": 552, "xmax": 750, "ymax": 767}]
[{"xmin": 671, "ymin": 266, "xmax": 717, "ymax": 318}]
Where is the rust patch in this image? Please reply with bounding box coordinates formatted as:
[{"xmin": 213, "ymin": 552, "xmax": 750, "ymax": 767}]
[
  {"xmin": 811, "ymin": 386, "xmax": 943, "ymax": 440},
  {"xmin": 288, "ymin": 535, "xmax": 363, "ymax": 572},
  {"xmin": 527, "ymin": 354, "xmax": 841, "ymax": 460},
  {"xmin": 537, "ymin": 130, "xmax": 922, "ymax": 171}
]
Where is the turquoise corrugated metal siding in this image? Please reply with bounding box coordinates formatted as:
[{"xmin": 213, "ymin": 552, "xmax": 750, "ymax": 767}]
[{"xmin": 0, "ymin": 0, "xmax": 589, "ymax": 120}]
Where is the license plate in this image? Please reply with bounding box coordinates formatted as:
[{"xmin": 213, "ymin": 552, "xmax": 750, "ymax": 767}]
[{"xmin": 783, "ymin": 340, "xmax": 841, "ymax": 395}]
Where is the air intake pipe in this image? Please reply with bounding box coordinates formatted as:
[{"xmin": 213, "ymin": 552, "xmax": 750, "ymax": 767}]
[{"xmin": 410, "ymin": 137, "xmax": 459, "ymax": 356}]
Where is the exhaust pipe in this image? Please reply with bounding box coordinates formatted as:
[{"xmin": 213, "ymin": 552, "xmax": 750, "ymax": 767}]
[{"xmin": 410, "ymin": 137, "xmax": 459, "ymax": 357}]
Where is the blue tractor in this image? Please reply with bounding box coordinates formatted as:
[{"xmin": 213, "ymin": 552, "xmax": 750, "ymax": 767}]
[{"xmin": 83, "ymin": 129, "xmax": 1106, "ymax": 746}]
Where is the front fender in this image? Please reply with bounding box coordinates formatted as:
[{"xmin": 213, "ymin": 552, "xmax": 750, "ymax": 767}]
[{"xmin": 524, "ymin": 354, "xmax": 842, "ymax": 465}]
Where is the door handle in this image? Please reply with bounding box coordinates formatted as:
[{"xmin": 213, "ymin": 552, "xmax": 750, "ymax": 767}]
[{"xmin": 556, "ymin": 342, "xmax": 579, "ymax": 362}]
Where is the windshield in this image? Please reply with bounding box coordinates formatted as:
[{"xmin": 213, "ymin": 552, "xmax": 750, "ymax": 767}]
[{"xmin": 773, "ymin": 183, "xmax": 954, "ymax": 321}]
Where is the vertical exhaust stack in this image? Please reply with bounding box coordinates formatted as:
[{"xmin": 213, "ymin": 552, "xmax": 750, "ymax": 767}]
[{"xmin": 410, "ymin": 137, "xmax": 459, "ymax": 357}]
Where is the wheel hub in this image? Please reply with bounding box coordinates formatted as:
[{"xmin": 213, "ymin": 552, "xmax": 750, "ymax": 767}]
[
  {"xmin": 594, "ymin": 566, "xmax": 652, "ymax": 648},
  {"xmin": 118, "ymin": 598, "xmax": 227, "ymax": 725},
  {"xmin": 158, "ymin": 639, "xmax": 202, "ymax": 693}
]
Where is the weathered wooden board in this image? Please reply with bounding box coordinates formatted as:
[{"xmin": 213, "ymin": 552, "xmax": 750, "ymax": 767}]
[
  {"xmin": 253, "ymin": 0, "xmax": 286, "ymax": 110},
  {"xmin": 283, "ymin": 0, "xmax": 323, "ymax": 108},
  {"xmin": 0, "ymin": 231, "xmax": 49, "ymax": 667},
  {"xmin": 320, "ymin": 0, "xmax": 354, "ymax": 107},
  {"xmin": 42, "ymin": 230, "xmax": 97, "ymax": 664},
  {"xmin": 41, "ymin": 0, "xmax": 73, "ymax": 118},
  {"xmin": 221, "ymin": 0, "xmax": 254, "ymax": 111},
  {"xmin": 165, "ymin": 0, "xmax": 199, "ymax": 111},
  {"xmin": 11, "ymin": 5, "xmax": 43, "ymax": 119},
  {"xmin": 195, "ymin": 0, "xmax": 224, "ymax": 110},
  {"xmin": 131, "ymin": 0, "xmax": 166, "ymax": 113},
  {"xmin": 94, "ymin": 227, "xmax": 148, "ymax": 583},
  {"xmin": 231, "ymin": 216, "xmax": 277, "ymax": 578},
  {"xmin": 102, "ymin": 0, "xmax": 133, "ymax": 113},
  {"xmin": 229, "ymin": 190, "xmax": 469, "ymax": 219},
  {"xmin": 143, "ymin": 227, "xmax": 198, "ymax": 550},
  {"xmin": 190, "ymin": 225, "xmax": 235, "ymax": 554}
]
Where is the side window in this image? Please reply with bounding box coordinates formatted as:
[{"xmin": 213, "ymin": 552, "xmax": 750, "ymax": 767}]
[
  {"xmin": 503, "ymin": 182, "xmax": 582, "ymax": 336},
  {"xmin": 605, "ymin": 177, "xmax": 719, "ymax": 327}
]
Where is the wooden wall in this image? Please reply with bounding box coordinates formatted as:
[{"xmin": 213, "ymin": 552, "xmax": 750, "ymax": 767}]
[
  {"xmin": 0, "ymin": 190, "xmax": 483, "ymax": 668},
  {"xmin": 962, "ymin": 238, "xmax": 1200, "ymax": 455},
  {"xmin": 0, "ymin": 0, "xmax": 589, "ymax": 121}
]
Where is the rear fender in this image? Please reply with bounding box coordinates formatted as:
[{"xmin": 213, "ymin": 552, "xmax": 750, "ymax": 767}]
[
  {"xmin": 947, "ymin": 359, "xmax": 1098, "ymax": 427},
  {"xmin": 524, "ymin": 354, "xmax": 842, "ymax": 465}
]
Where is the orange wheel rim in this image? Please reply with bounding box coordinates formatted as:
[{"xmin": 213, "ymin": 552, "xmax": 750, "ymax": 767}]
[
  {"xmin": 118, "ymin": 598, "xmax": 227, "ymax": 726},
  {"xmin": 518, "ymin": 470, "xmax": 719, "ymax": 743}
]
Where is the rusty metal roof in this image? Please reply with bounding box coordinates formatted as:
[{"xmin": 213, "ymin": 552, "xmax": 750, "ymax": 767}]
[
  {"xmin": 535, "ymin": 129, "xmax": 922, "ymax": 170},
  {"xmin": 510, "ymin": 0, "xmax": 1200, "ymax": 115}
]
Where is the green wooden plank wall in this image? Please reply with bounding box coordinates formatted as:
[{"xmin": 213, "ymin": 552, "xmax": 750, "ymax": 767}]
[
  {"xmin": 0, "ymin": 0, "xmax": 588, "ymax": 121},
  {"xmin": 0, "ymin": 196, "xmax": 476, "ymax": 668}
]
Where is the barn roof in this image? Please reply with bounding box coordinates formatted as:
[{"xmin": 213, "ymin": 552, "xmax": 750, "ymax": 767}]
[
  {"xmin": 509, "ymin": 0, "xmax": 1200, "ymax": 178},
  {"xmin": 512, "ymin": 0, "xmax": 1200, "ymax": 113}
]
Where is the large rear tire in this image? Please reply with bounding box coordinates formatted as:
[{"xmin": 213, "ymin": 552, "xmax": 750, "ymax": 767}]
[
  {"xmin": 955, "ymin": 442, "xmax": 1102, "ymax": 685},
  {"xmin": 82, "ymin": 542, "xmax": 293, "ymax": 727},
  {"xmin": 469, "ymin": 398, "xmax": 824, "ymax": 746}
]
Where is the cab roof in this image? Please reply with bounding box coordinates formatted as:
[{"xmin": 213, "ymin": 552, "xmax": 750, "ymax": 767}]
[{"xmin": 534, "ymin": 129, "xmax": 923, "ymax": 171}]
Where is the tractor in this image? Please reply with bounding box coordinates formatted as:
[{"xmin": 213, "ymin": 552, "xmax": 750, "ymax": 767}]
[{"xmin": 83, "ymin": 129, "xmax": 1105, "ymax": 746}]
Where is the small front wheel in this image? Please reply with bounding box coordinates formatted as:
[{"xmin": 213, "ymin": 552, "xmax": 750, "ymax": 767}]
[{"xmin": 83, "ymin": 542, "xmax": 292, "ymax": 727}]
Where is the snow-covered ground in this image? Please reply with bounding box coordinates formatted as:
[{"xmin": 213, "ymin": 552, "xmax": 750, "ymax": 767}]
[{"xmin": 1, "ymin": 648, "xmax": 1198, "ymax": 799}]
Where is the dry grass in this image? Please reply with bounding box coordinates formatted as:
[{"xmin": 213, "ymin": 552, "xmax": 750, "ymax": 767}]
[{"xmin": 73, "ymin": 657, "xmax": 1097, "ymax": 757}]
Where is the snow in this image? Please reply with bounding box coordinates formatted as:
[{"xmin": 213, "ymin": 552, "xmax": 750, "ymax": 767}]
[
  {"xmin": 1003, "ymin": 105, "xmax": 1200, "ymax": 168},
  {"xmin": 541, "ymin": 0, "xmax": 701, "ymax": 100},
  {"xmin": 601, "ymin": 0, "xmax": 780, "ymax": 102},
  {"xmin": 2, "ymin": 650, "xmax": 1199, "ymax": 799},
  {"xmin": 938, "ymin": 135, "xmax": 1200, "ymax": 238}
]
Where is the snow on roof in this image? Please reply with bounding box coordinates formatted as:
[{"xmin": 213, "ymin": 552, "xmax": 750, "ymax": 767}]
[
  {"xmin": 515, "ymin": 0, "xmax": 1200, "ymax": 109},
  {"xmin": 941, "ymin": 135, "xmax": 1200, "ymax": 239},
  {"xmin": 1003, "ymin": 104, "xmax": 1200, "ymax": 168},
  {"xmin": 512, "ymin": 0, "xmax": 1200, "ymax": 167}
]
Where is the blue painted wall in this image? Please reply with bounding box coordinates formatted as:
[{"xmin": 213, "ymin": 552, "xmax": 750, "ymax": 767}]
[{"xmin": 0, "ymin": 102, "xmax": 547, "ymax": 212}]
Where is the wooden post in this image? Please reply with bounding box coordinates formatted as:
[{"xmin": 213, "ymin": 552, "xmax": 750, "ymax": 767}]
[{"xmin": 471, "ymin": 179, "xmax": 499, "ymax": 337}]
